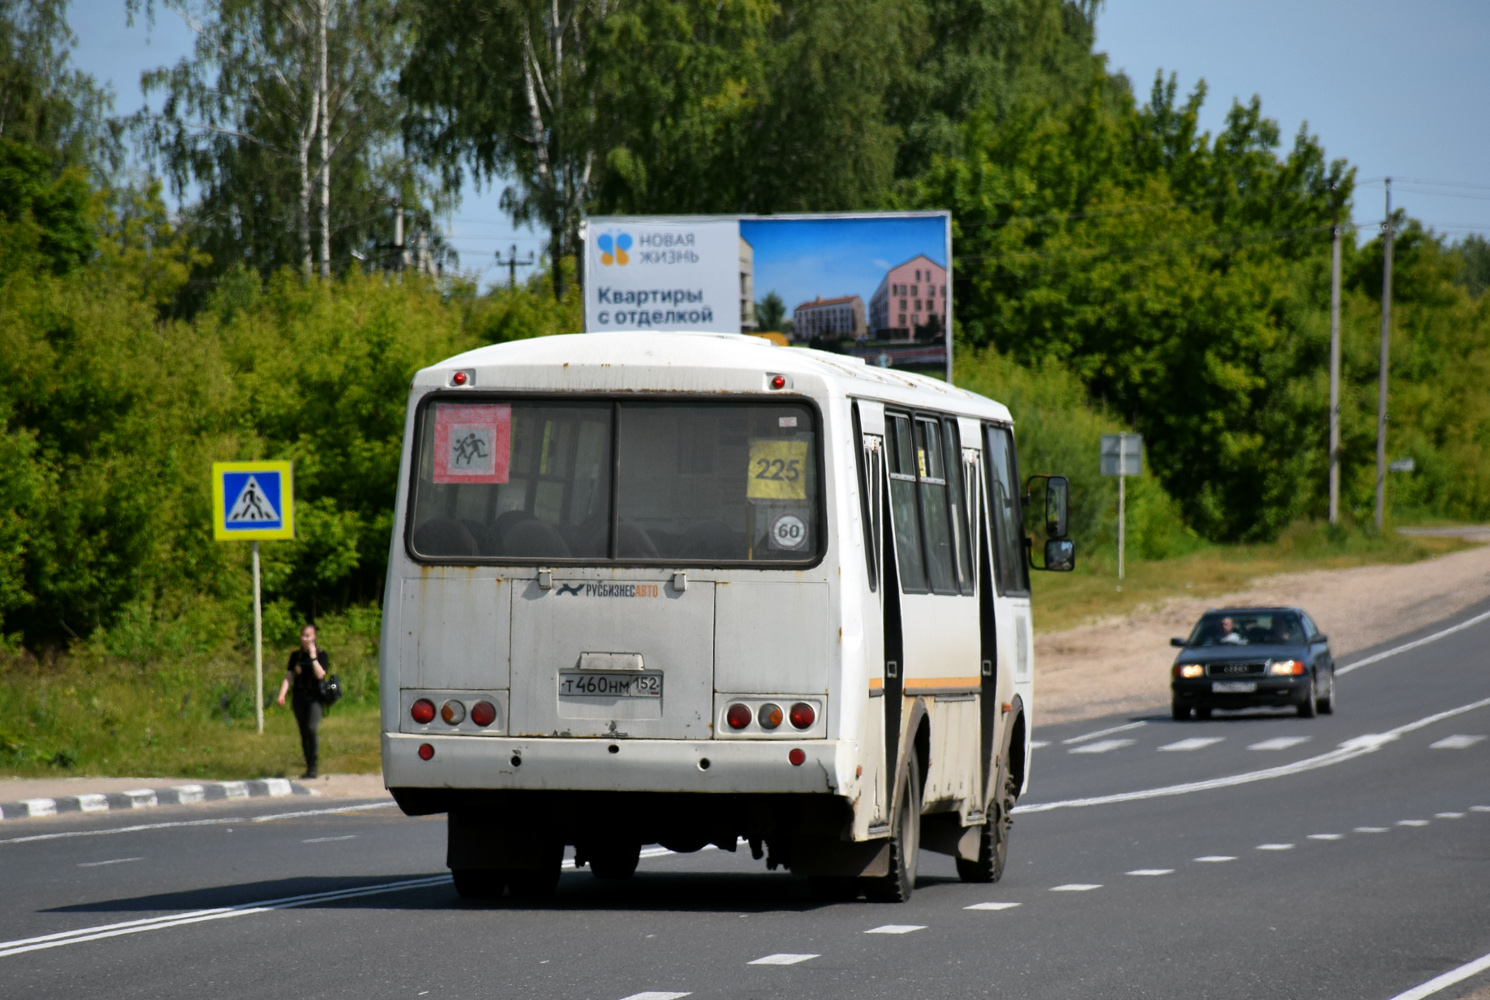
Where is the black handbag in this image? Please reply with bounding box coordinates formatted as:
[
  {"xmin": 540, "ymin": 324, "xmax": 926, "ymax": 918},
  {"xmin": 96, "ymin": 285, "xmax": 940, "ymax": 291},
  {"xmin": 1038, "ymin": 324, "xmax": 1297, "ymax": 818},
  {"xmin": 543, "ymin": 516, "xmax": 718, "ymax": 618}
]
[{"xmin": 319, "ymin": 673, "xmax": 343, "ymax": 706}]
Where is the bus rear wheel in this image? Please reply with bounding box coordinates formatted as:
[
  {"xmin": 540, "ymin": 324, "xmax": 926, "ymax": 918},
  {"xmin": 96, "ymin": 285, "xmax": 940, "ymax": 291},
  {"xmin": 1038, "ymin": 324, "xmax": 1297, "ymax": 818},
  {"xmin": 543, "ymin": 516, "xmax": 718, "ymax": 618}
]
[
  {"xmin": 452, "ymin": 869, "xmax": 506, "ymax": 900},
  {"xmin": 862, "ymin": 748, "xmax": 920, "ymax": 903},
  {"xmin": 506, "ymin": 842, "xmax": 564, "ymax": 900},
  {"xmin": 588, "ymin": 841, "xmax": 641, "ymax": 880}
]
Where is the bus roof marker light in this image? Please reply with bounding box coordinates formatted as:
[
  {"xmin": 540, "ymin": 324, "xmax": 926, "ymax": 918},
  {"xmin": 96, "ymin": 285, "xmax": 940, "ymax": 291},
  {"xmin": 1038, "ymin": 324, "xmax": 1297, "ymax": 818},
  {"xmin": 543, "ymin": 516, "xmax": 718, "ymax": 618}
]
[
  {"xmin": 450, "ymin": 370, "xmax": 469, "ymax": 386},
  {"xmin": 789, "ymin": 702, "xmax": 815, "ymax": 730},
  {"xmin": 789, "ymin": 749, "xmax": 806, "ymax": 766},
  {"xmin": 770, "ymin": 374, "xmax": 786, "ymax": 390}
]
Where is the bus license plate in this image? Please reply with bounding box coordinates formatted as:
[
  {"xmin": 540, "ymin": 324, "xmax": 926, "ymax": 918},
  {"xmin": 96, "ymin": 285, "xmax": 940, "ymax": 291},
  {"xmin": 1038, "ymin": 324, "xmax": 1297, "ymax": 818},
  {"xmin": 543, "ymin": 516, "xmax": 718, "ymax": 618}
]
[
  {"xmin": 559, "ymin": 671, "xmax": 663, "ymax": 699},
  {"xmin": 1211, "ymin": 680, "xmax": 1257, "ymax": 693}
]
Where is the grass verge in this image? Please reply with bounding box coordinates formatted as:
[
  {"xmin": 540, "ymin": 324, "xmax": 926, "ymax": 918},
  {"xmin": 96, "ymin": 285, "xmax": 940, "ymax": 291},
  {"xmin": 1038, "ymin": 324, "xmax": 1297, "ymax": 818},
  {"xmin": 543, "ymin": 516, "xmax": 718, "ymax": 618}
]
[{"xmin": 1031, "ymin": 521, "xmax": 1480, "ymax": 633}]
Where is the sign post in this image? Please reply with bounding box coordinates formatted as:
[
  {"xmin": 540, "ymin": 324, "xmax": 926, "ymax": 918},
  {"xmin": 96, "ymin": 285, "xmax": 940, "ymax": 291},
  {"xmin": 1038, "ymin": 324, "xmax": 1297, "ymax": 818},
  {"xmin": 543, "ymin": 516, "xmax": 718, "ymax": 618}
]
[
  {"xmin": 212, "ymin": 461, "xmax": 295, "ymax": 734},
  {"xmin": 1100, "ymin": 434, "xmax": 1142, "ymax": 584}
]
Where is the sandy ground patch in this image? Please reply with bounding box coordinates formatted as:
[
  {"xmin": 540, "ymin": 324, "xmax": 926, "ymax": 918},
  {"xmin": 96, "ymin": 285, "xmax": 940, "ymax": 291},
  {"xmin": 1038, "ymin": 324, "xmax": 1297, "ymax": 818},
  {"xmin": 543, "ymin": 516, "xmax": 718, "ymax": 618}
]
[{"xmin": 1036, "ymin": 538, "xmax": 1490, "ymax": 726}]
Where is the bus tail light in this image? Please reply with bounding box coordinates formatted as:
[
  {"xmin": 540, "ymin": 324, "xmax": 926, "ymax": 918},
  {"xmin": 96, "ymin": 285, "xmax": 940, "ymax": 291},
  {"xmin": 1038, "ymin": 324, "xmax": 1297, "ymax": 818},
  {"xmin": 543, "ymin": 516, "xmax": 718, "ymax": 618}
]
[
  {"xmin": 410, "ymin": 699, "xmax": 436, "ymax": 725},
  {"xmin": 726, "ymin": 704, "xmax": 752, "ymax": 730},
  {"xmin": 789, "ymin": 702, "xmax": 815, "ymax": 730},
  {"xmin": 758, "ymin": 703, "xmax": 784, "ymax": 729},
  {"xmin": 441, "ymin": 700, "xmax": 466, "ymax": 725},
  {"xmin": 471, "ymin": 701, "xmax": 497, "ymax": 727}
]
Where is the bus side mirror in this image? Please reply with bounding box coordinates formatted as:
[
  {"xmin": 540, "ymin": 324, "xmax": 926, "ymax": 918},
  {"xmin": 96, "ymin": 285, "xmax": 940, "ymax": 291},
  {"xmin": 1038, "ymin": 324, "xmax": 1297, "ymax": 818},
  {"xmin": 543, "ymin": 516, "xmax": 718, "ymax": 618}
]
[
  {"xmin": 1024, "ymin": 474, "xmax": 1069, "ymax": 539},
  {"xmin": 1043, "ymin": 538, "xmax": 1075, "ymax": 572}
]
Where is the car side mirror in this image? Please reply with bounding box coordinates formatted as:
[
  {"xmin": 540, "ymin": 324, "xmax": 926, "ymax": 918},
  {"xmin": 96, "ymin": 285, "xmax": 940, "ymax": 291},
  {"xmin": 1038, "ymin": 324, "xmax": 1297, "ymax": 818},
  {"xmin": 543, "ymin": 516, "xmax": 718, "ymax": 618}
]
[
  {"xmin": 1313, "ymin": 634, "xmax": 1328, "ymax": 644},
  {"xmin": 1170, "ymin": 637, "xmax": 1185, "ymax": 647}
]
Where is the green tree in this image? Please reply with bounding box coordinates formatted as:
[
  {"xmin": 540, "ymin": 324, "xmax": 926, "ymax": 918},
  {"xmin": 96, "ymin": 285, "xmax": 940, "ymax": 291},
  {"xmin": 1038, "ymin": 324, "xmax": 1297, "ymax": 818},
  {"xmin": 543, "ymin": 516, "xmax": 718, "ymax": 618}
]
[
  {"xmin": 755, "ymin": 290, "xmax": 785, "ymax": 331},
  {"xmin": 130, "ymin": 0, "xmax": 445, "ymax": 287}
]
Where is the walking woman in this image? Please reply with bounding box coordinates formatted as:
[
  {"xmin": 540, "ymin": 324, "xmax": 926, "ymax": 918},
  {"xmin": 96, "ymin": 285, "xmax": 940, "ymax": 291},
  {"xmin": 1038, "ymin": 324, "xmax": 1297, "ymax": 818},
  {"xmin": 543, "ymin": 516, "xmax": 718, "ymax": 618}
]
[{"xmin": 276, "ymin": 623, "xmax": 329, "ymax": 778}]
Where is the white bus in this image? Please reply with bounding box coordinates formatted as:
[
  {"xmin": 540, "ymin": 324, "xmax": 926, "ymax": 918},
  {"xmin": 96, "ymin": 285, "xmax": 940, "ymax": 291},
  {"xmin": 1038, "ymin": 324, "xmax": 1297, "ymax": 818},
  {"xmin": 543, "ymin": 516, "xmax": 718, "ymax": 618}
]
[{"xmin": 381, "ymin": 331, "xmax": 1073, "ymax": 902}]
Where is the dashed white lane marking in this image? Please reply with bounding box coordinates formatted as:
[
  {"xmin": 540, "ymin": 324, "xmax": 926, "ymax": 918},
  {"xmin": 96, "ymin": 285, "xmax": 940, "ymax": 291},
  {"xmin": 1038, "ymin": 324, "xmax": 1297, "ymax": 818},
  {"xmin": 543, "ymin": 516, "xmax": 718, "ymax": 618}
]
[
  {"xmin": 1307, "ymin": 834, "xmax": 1344, "ymax": 840},
  {"xmin": 1029, "ymin": 740, "xmax": 1051, "ymax": 749},
  {"xmin": 1430, "ymin": 734, "xmax": 1485, "ymax": 749},
  {"xmin": 1126, "ymin": 869, "xmax": 1174, "ymax": 876},
  {"xmin": 1397, "ymin": 819, "xmax": 1429, "ymax": 827},
  {"xmin": 0, "ymin": 875, "xmax": 451, "ymax": 958},
  {"xmin": 965, "ymin": 902, "xmax": 1021, "ymax": 911},
  {"xmin": 1247, "ymin": 736, "xmax": 1311, "ymax": 751},
  {"xmin": 1063, "ymin": 721, "xmax": 1147, "ymax": 745},
  {"xmin": 1256, "ymin": 843, "xmax": 1294, "ymax": 851},
  {"xmin": 1194, "ymin": 856, "xmax": 1235, "ymax": 863},
  {"xmin": 77, "ymin": 857, "xmax": 143, "ymax": 867},
  {"xmin": 1473, "ymin": 806, "xmax": 1490, "ymax": 812},
  {"xmin": 302, "ymin": 835, "xmax": 358, "ymax": 843},
  {"xmin": 1015, "ymin": 695, "xmax": 1490, "ymax": 814},
  {"xmin": 1158, "ymin": 737, "xmax": 1224, "ymax": 752},
  {"xmin": 1050, "ymin": 884, "xmax": 1102, "ymax": 892},
  {"xmin": 865, "ymin": 925, "xmax": 926, "ymax": 934},
  {"xmin": 749, "ymin": 954, "xmax": 818, "ymax": 966},
  {"xmin": 1355, "ymin": 827, "xmax": 1389, "ymax": 833},
  {"xmin": 0, "ymin": 818, "xmax": 244, "ymax": 846},
  {"xmin": 1435, "ymin": 812, "xmax": 1465, "ymax": 819},
  {"xmin": 250, "ymin": 802, "xmax": 397, "ymax": 822},
  {"xmin": 619, "ymin": 993, "xmax": 691, "ymax": 1000},
  {"xmin": 1068, "ymin": 739, "xmax": 1135, "ymax": 755},
  {"xmin": 1383, "ymin": 946, "xmax": 1490, "ymax": 1000}
]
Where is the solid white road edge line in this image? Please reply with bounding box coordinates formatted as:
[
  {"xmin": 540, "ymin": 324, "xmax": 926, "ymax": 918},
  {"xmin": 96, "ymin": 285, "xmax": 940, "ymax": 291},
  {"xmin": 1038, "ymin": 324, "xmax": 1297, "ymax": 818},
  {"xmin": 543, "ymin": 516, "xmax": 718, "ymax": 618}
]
[
  {"xmin": 1384, "ymin": 948, "xmax": 1490, "ymax": 1000},
  {"xmin": 1337, "ymin": 608, "xmax": 1490, "ymax": 676},
  {"xmin": 250, "ymin": 802, "xmax": 397, "ymax": 822},
  {"xmin": 1013, "ymin": 695, "xmax": 1490, "ymax": 814},
  {"xmin": 0, "ymin": 818, "xmax": 244, "ymax": 846},
  {"xmin": 0, "ymin": 875, "xmax": 452, "ymax": 959}
]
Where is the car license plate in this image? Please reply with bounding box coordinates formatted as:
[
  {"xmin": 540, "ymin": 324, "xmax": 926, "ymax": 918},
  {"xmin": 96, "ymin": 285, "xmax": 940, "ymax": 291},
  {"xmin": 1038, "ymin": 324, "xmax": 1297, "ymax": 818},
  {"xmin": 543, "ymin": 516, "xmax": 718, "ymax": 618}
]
[
  {"xmin": 1211, "ymin": 680, "xmax": 1257, "ymax": 693},
  {"xmin": 559, "ymin": 671, "xmax": 662, "ymax": 699}
]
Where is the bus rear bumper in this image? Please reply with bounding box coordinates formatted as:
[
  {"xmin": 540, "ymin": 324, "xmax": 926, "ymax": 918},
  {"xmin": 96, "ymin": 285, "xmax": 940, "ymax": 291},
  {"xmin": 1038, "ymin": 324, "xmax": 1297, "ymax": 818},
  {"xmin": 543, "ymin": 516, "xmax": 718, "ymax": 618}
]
[{"xmin": 382, "ymin": 733, "xmax": 856, "ymax": 797}]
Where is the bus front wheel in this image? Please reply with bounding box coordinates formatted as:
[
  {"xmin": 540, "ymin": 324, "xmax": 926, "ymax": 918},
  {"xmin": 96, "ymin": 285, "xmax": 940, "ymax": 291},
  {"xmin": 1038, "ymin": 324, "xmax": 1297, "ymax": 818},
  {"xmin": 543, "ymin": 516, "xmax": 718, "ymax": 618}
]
[
  {"xmin": 957, "ymin": 758, "xmax": 1014, "ymax": 884},
  {"xmin": 452, "ymin": 869, "xmax": 506, "ymax": 900}
]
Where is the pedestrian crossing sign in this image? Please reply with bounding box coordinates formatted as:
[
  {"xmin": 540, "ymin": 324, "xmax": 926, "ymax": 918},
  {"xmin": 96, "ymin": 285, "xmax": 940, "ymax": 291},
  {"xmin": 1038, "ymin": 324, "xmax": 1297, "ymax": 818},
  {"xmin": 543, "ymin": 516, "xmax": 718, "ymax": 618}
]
[{"xmin": 212, "ymin": 461, "xmax": 294, "ymax": 540}]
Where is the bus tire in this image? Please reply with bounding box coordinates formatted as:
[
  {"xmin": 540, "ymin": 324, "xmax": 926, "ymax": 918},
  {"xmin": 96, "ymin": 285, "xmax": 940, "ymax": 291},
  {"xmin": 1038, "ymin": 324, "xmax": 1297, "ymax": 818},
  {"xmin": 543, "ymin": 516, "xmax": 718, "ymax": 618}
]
[
  {"xmin": 506, "ymin": 842, "xmax": 564, "ymax": 900},
  {"xmin": 589, "ymin": 841, "xmax": 641, "ymax": 880},
  {"xmin": 957, "ymin": 762, "xmax": 1015, "ymax": 884},
  {"xmin": 451, "ymin": 869, "xmax": 506, "ymax": 900},
  {"xmin": 862, "ymin": 747, "xmax": 921, "ymax": 903}
]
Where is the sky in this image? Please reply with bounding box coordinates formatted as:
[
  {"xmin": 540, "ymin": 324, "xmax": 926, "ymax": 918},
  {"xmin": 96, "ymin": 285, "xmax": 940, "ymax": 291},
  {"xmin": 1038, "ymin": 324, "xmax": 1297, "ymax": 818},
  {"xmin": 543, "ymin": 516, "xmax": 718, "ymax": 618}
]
[
  {"xmin": 67, "ymin": 0, "xmax": 1490, "ymax": 292},
  {"xmin": 741, "ymin": 216, "xmax": 948, "ymax": 320}
]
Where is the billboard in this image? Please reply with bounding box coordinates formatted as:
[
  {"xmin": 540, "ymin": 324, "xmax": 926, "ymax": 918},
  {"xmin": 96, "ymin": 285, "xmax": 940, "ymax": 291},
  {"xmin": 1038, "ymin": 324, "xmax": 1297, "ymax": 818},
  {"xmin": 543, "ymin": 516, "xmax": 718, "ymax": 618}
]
[{"xmin": 581, "ymin": 212, "xmax": 953, "ymax": 377}]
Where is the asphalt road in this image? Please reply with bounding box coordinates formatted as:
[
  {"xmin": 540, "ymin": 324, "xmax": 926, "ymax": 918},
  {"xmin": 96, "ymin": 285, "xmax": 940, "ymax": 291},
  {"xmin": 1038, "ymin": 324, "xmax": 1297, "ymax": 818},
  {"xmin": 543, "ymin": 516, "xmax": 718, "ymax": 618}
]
[{"xmin": 2, "ymin": 600, "xmax": 1488, "ymax": 1000}]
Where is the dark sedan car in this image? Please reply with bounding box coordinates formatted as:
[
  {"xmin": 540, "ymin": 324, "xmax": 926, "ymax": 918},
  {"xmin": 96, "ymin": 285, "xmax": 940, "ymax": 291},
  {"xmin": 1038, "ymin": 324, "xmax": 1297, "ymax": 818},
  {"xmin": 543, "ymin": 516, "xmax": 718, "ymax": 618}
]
[{"xmin": 1170, "ymin": 607, "xmax": 1336, "ymax": 720}]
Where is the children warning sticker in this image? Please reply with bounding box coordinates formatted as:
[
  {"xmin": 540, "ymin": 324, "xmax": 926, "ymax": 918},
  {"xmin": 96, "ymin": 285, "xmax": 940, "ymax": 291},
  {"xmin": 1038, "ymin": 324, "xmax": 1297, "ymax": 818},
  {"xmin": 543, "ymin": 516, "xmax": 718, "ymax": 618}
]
[{"xmin": 433, "ymin": 403, "xmax": 511, "ymax": 484}]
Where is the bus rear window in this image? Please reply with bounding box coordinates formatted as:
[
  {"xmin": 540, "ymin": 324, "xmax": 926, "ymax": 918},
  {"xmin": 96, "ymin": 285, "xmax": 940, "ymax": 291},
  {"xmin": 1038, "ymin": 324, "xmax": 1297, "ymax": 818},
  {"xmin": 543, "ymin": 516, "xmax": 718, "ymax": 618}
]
[{"xmin": 408, "ymin": 399, "xmax": 821, "ymax": 565}]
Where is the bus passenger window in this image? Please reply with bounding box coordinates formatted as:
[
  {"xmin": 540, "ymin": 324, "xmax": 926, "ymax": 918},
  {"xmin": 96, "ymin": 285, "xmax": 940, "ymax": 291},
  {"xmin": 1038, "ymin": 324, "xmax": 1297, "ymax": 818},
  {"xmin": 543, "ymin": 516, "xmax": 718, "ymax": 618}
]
[
  {"xmin": 915, "ymin": 418, "xmax": 957, "ymax": 594},
  {"xmin": 886, "ymin": 415, "xmax": 926, "ymax": 591},
  {"xmin": 984, "ymin": 424, "xmax": 1030, "ymax": 595},
  {"xmin": 941, "ymin": 418, "xmax": 973, "ymax": 594}
]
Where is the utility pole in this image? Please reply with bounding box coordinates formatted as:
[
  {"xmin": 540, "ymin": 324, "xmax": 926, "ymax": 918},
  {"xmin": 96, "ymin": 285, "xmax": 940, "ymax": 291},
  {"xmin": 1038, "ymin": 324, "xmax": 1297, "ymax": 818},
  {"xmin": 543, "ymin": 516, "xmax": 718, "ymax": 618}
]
[
  {"xmin": 494, "ymin": 244, "xmax": 535, "ymax": 287},
  {"xmin": 394, "ymin": 205, "xmax": 408, "ymax": 273},
  {"xmin": 1328, "ymin": 200, "xmax": 1342, "ymax": 525},
  {"xmin": 1375, "ymin": 179, "xmax": 1394, "ymax": 531}
]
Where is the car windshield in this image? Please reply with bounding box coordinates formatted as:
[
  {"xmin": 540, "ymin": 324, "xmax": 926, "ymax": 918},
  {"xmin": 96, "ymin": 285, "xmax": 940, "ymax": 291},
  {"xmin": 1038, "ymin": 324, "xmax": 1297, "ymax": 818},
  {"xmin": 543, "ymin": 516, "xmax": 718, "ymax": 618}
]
[
  {"xmin": 408, "ymin": 397, "xmax": 820, "ymax": 565},
  {"xmin": 1186, "ymin": 612, "xmax": 1303, "ymax": 647}
]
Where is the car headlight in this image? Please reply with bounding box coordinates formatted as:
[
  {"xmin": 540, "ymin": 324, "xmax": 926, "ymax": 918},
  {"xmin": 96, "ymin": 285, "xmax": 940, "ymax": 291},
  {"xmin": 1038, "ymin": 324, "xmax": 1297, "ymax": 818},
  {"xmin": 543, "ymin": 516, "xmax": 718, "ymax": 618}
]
[
  {"xmin": 1175, "ymin": 663, "xmax": 1204, "ymax": 679},
  {"xmin": 1267, "ymin": 658, "xmax": 1305, "ymax": 676}
]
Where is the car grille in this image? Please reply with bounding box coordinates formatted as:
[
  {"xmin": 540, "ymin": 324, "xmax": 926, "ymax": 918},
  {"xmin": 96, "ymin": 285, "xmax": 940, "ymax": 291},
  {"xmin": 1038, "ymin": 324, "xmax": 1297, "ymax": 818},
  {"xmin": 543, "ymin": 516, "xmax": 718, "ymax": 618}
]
[{"xmin": 1205, "ymin": 661, "xmax": 1266, "ymax": 677}]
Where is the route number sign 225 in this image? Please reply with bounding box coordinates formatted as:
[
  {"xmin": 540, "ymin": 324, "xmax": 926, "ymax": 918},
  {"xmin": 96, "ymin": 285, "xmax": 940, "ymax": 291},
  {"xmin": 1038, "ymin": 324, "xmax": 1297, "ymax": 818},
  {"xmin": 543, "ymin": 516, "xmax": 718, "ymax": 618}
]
[{"xmin": 747, "ymin": 440, "xmax": 808, "ymax": 500}]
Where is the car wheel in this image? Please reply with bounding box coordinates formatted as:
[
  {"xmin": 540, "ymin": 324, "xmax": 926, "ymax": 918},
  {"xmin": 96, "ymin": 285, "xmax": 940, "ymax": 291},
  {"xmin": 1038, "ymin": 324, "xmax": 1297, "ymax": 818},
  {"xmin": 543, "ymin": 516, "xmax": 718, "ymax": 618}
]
[
  {"xmin": 863, "ymin": 747, "xmax": 921, "ymax": 902},
  {"xmin": 1171, "ymin": 699, "xmax": 1190, "ymax": 721},
  {"xmin": 1317, "ymin": 671, "xmax": 1336, "ymax": 715},
  {"xmin": 1298, "ymin": 675, "xmax": 1318, "ymax": 718},
  {"xmin": 1194, "ymin": 706, "xmax": 1212, "ymax": 720}
]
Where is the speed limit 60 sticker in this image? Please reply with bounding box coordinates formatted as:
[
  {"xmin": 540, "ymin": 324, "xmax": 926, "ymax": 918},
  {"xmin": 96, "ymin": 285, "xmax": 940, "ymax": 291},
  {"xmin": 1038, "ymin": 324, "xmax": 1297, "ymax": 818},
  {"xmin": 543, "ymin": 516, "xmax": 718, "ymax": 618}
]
[{"xmin": 769, "ymin": 511, "xmax": 810, "ymax": 550}]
